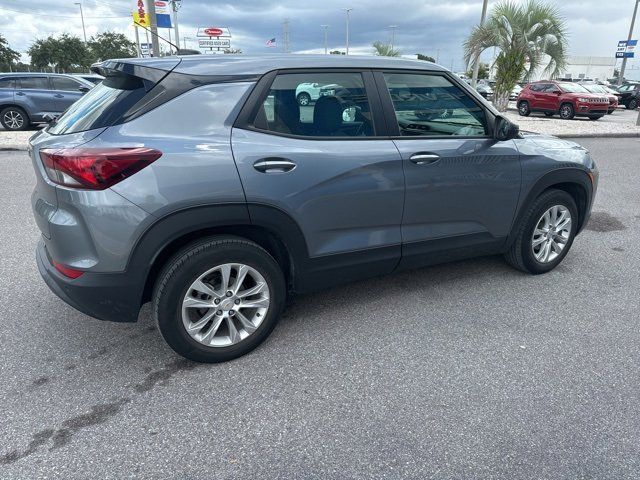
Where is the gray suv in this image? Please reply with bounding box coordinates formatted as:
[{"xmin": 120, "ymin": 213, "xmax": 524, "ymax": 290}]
[
  {"xmin": 0, "ymin": 73, "xmax": 93, "ymax": 130},
  {"xmin": 29, "ymin": 55, "xmax": 598, "ymax": 362}
]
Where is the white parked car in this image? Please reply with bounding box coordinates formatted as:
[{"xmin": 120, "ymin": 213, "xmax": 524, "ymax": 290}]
[
  {"xmin": 510, "ymin": 84, "xmax": 523, "ymax": 100},
  {"xmin": 295, "ymin": 82, "xmax": 323, "ymax": 105}
]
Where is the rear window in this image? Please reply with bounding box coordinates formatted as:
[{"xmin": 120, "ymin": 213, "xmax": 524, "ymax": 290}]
[
  {"xmin": 17, "ymin": 77, "xmax": 49, "ymax": 90},
  {"xmin": 47, "ymin": 74, "xmax": 148, "ymax": 135}
]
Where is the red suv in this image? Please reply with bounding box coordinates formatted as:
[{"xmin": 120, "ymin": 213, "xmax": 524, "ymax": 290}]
[{"xmin": 517, "ymin": 80, "xmax": 609, "ymax": 120}]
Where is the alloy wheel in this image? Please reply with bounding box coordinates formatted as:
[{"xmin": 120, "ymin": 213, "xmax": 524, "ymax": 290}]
[
  {"xmin": 181, "ymin": 263, "xmax": 270, "ymax": 347},
  {"xmin": 531, "ymin": 205, "xmax": 572, "ymax": 263},
  {"xmin": 560, "ymin": 105, "xmax": 573, "ymax": 119},
  {"xmin": 3, "ymin": 110, "xmax": 24, "ymax": 130}
]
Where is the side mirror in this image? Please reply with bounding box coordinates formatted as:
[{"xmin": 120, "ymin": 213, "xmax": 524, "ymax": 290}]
[
  {"xmin": 78, "ymin": 86, "xmax": 90, "ymax": 93},
  {"xmin": 494, "ymin": 115, "xmax": 519, "ymax": 141},
  {"xmin": 553, "ymin": 90, "xmax": 562, "ymax": 95}
]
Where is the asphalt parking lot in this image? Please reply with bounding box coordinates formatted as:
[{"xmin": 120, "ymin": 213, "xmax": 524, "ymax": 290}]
[{"xmin": 1, "ymin": 138, "xmax": 639, "ymax": 479}]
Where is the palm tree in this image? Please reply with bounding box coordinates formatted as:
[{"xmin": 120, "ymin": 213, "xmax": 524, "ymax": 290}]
[
  {"xmin": 464, "ymin": 0, "xmax": 568, "ymax": 111},
  {"xmin": 372, "ymin": 41, "xmax": 400, "ymax": 57}
]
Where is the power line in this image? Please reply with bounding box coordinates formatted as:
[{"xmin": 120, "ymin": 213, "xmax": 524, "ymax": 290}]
[{"xmin": 0, "ymin": 5, "xmax": 129, "ymax": 19}]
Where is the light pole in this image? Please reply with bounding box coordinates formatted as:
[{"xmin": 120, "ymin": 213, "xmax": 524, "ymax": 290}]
[
  {"xmin": 471, "ymin": 0, "xmax": 489, "ymax": 88},
  {"xmin": 388, "ymin": 25, "xmax": 398, "ymax": 51},
  {"xmin": 618, "ymin": 0, "xmax": 639, "ymax": 86},
  {"xmin": 321, "ymin": 25, "xmax": 329, "ymax": 54},
  {"xmin": 74, "ymin": 2, "xmax": 87, "ymax": 43},
  {"xmin": 343, "ymin": 8, "xmax": 353, "ymax": 55},
  {"xmin": 172, "ymin": 0, "xmax": 181, "ymax": 53}
]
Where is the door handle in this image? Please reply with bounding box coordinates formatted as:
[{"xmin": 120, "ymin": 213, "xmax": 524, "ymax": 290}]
[
  {"xmin": 253, "ymin": 158, "xmax": 297, "ymax": 173},
  {"xmin": 54, "ymin": 94, "xmax": 64, "ymax": 98},
  {"xmin": 409, "ymin": 153, "xmax": 440, "ymax": 165},
  {"xmin": 16, "ymin": 91, "xmax": 25, "ymax": 96}
]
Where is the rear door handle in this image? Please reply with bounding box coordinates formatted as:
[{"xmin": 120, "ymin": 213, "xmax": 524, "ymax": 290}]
[
  {"xmin": 253, "ymin": 158, "xmax": 297, "ymax": 173},
  {"xmin": 54, "ymin": 94, "xmax": 64, "ymax": 98},
  {"xmin": 16, "ymin": 91, "xmax": 25, "ymax": 96},
  {"xmin": 409, "ymin": 153, "xmax": 440, "ymax": 165}
]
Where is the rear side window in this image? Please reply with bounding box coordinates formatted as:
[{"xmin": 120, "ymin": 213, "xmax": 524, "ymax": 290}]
[
  {"xmin": 48, "ymin": 74, "xmax": 147, "ymax": 135},
  {"xmin": 51, "ymin": 76, "xmax": 84, "ymax": 92},
  {"xmin": 383, "ymin": 72, "xmax": 487, "ymax": 137},
  {"xmin": 17, "ymin": 77, "xmax": 49, "ymax": 90},
  {"xmin": 0, "ymin": 78, "xmax": 15, "ymax": 89},
  {"xmin": 252, "ymin": 72, "xmax": 375, "ymax": 137}
]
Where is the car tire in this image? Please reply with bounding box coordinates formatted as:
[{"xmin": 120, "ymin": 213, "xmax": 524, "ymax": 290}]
[
  {"xmin": 505, "ymin": 189, "xmax": 578, "ymax": 275},
  {"xmin": 153, "ymin": 236, "xmax": 286, "ymax": 363},
  {"xmin": 297, "ymin": 92, "xmax": 311, "ymax": 106},
  {"xmin": 628, "ymin": 99, "xmax": 638, "ymax": 110},
  {"xmin": 517, "ymin": 101, "xmax": 530, "ymax": 116},
  {"xmin": 0, "ymin": 106, "xmax": 29, "ymax": 131},
  {"xmin": 544, "ymin": 112, "xmax": 554, "ymax": 117},
  {"xmin": 559, "ymin": 103, "xmax": 575, "ymax": 120}
]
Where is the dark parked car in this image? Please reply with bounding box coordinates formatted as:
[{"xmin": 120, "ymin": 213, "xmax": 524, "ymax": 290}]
[
  {"xmin": 616, "ymin": 83, "xmax": 640, "ymax": 110},
  {"xmin": 517, "ymin": 80, "xmax": 610, "ymax": 120},
  {"xmin": 73, "ymin": 74, "xmax": 104, "ymax": 85},
  {"xmin": 0, "ymin": 73, "xmax": 93, "ymax": 130},
  {"xmin": 30, "ymin": 55, "xmax": 598, "ymax": 362}
]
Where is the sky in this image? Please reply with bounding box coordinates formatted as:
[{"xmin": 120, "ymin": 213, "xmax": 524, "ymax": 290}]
[{"xmin": 0, "ymin": 0, "xmax": 638, "ymax": 77}]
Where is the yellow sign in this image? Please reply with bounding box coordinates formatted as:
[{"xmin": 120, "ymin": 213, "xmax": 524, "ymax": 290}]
[{"xmin": 132, "ymin": 0, "xmax": 149, "ymax": 27}]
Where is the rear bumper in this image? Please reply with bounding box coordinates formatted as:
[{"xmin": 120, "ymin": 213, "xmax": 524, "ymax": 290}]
[{"xmin": 37, "ymin": 240, "xmax": 142, "ymax": 323}]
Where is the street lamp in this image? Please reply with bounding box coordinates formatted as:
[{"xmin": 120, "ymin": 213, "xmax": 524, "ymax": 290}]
[
  {"xmin": 74, "ymin": 2, "xmax": 87, "ymax": 43},
  {"xmin": 321, "ymin": 25, "xmax": 329, "ymax": 54},
  {"xmin": 342, "ymin": 8, "xmax": 353, "ymax": 55}
]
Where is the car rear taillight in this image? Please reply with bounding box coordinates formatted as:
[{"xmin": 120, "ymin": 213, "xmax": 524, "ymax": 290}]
[
  {"xmin": 39, "ymin": 147, "xmax": 162, "ymax": 190},
  {"xmin": 52, "ymin": 260, "xmax": 84, "ymax": 279}
]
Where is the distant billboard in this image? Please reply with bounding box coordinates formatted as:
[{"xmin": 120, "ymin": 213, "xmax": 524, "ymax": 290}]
[{"xmin": 616, "ymin": 40, "xmax": 637, "ymax": 58}]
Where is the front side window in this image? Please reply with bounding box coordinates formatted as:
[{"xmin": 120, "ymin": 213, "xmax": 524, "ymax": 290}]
[
  {"xmin": 383, "ymin": 72, "xmax": 487, "ymax": 137},
  {"xmin": 17, "ymin": 77, "xmax": 49, "ymax": 90},
  {"xmin": 252, "ymin": 72, "xmax": 374, "ymax": 137},
  {"xmin": 51, "ymin": 76, "xmax": 84, "ymax": 92}
]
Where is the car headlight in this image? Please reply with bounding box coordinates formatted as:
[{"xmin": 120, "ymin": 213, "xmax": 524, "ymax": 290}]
[{"xmin": 577, "ymin": 97, "xmax": 589, "ymax": 102}]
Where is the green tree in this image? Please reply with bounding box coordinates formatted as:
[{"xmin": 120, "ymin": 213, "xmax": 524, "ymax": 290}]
[
  {"xmin": 373, "ymin": 41, "xmax": 400, "ymax": 57},
  {"xmin": 463, "ymin": 0, "xmax": 568, "ymax": 111},
  {"xmin": 28, "ymin": 34, "xmax": 91, "ymax": 72},
  {"xmin": 88, "ymin": 32, "xmax": 136, "ymax": 62},
  {"xmin": 466, "ymin": 62, "xmax": 490, "ymax": 80},
  {"xmin": 0, "ymin": 34, "xmax": 20, "ymax": 71},
  {"xmin": 416, "ymin": 53, "xmax": 436, "ymax": 63}
]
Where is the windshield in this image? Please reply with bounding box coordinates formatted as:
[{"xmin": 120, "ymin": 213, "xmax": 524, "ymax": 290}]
[
  {"xmin": 558, "ymin": 83, "xmax": 589, "ymax": 93},
  {"xmin": 582, "ymin": 84, "xmax": 606, "ymax": 93},
  {"xmin": 47, "ymin": 74, "xmax": 147, "ymax": 135}
]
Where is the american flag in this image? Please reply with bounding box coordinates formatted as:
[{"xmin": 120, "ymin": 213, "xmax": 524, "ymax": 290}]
[{"xmin": 266, "ymin": 38, "xmax": 276, "ymax": 47}]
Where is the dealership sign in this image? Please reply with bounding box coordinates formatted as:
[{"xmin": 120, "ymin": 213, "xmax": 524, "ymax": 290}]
[
  {"xmin": 154, "ymin": 0, "xmax": 172, "ymax": 28},
  {"xmin": 131, "ymin": 0, "xmax": 149, "ymax": 27},
  {"xmin": 198, "ymin": 38, "xmax": 231, "ymax": 48},
  {"xmin": 197, "ymin": 27, "xmax": 231, "ymax": 38},
  {"xmin": 616, "ymin": 40, "xmax": 637, "ymax": 58}
]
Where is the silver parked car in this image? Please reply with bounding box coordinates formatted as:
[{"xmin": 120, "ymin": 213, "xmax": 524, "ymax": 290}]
[
  {"xmin": 30, "ymin": 55, "xmax": 598, "ymax": 362},
  {"xmin": 0, "ymin": 73, "xmax": 93, "ymax": 130}
]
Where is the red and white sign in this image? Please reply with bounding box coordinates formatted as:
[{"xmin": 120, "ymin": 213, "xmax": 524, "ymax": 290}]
[{"xmin": 197, "ymin": 27, "xmax": 231, "ymax": 38}]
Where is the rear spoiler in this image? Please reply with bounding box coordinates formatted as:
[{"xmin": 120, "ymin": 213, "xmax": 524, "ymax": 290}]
[{"xmin": 91, "ymin": 58, "xmax": 182, "ymax": 89}]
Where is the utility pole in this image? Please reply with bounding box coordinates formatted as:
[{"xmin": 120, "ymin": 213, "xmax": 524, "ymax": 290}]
[
  {"xmin": 147, "ymin": 0, "xmax": 161, "ymax": 57},
  {"xmin": 436, "ymin": 48, "xmax": 440, "ymax": 64},
  {"xmin": 74, "ymin": 2, "xmax": 87, "ymax": 42},
  {"xmin": 388, "ymin": 25, "xmax": 398, "ymax": 51},
  {"xmin": 172, "ymin": 0, "xmax": 181, "ymax": 53},
  {"xmin": 134, "ymin": 26, "xmax": 141, "ymax": 57},
  {"xmin": 343, "ymin": 8, "xmax": 353, "ymax": 55},
  {"xmin": 283, "ymin": 18, "xmax": 290, "ymax": 53},
  {"xmin": 321, "ymin": 25, "xmax": 329, "ymax": 54},
  {"xmin": 471, "ymin": 0, "xmax": 489, "ymax": 88},
  {"xmin": 618, "ymin": 0, "xmax": 639, "ymax": 86}
]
